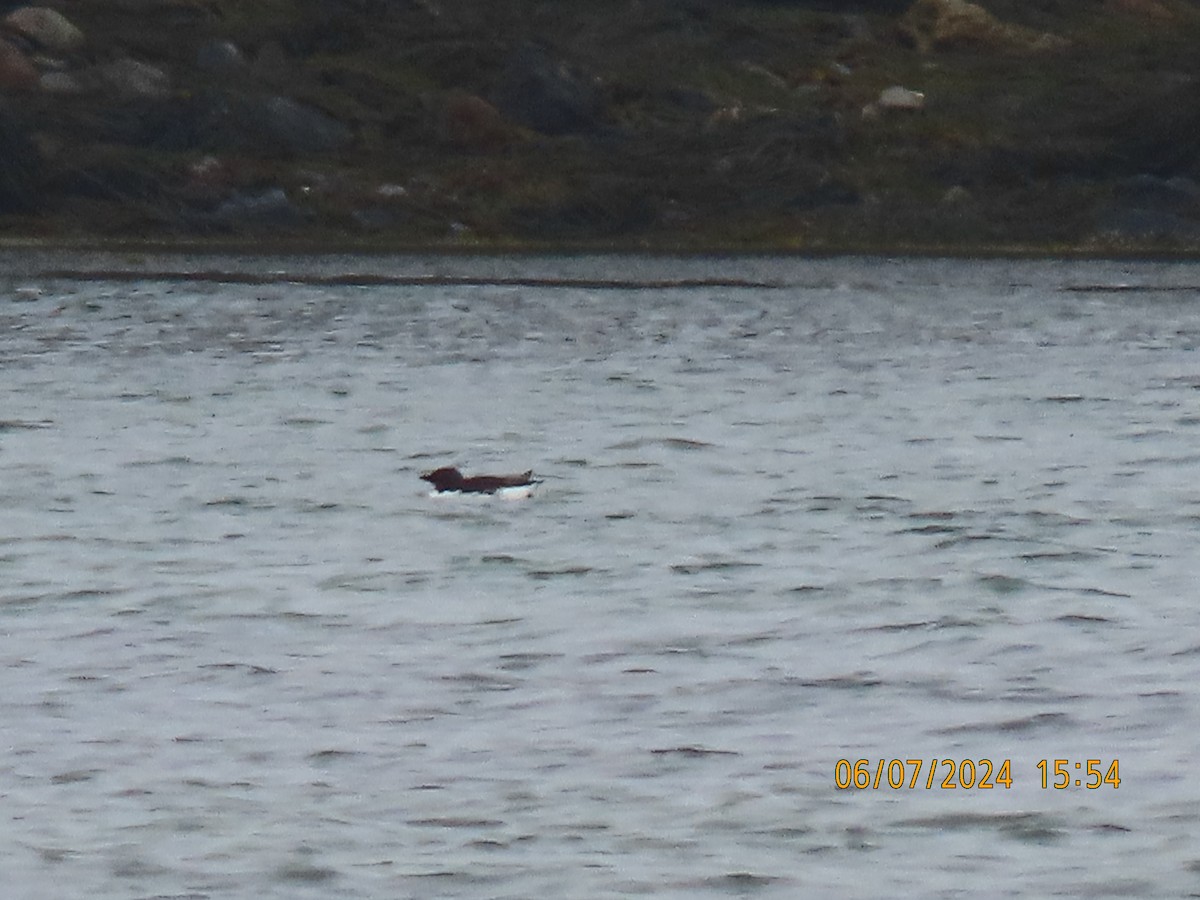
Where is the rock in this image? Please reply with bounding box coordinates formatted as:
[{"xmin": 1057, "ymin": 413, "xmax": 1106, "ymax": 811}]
[
  {"xmin": 663, "ymin": 87, "xmax": 718, "ymax": 115},
  {"xmin": 0, "ymin": 106, "xmax": 40, "ymax": 210},
  {"xmin": 862, "ymin": 86, "xmax": 924, "ymax": 118},
  {"xmin": 1107, "ymin": 0, "xmax": 1177, "ymax": 21},
  {"xmin": 1114, "ymin": 174, "xmax": 1200, "ymax": 215},
  {"xmin": 195, "ymin": 39, "xmax": 247, "ymax": 76},
  {"xmin": 900, "ymin": 0, "xmax": 1067, "ymax": 53},
  {"xmin": 209, "ymin": 187, "xmax": 304, "ymax": 229},
  {"xmin": 181, "ymin": 154, "xmax": 234, "ymax": 203},
  {"xmin": 255, "ymin": 95, "xmax": 351, "ymax": 154},
  {"xmin": 1100, "ymin": 174, "xmax": 1200, "ymax": 243},
  {"xmin": 508, "ymin": 178, "xmax": 654, "ymax": 238},
  {"xmin": 877, "ymin": 85, "xmax": 925, "ymax": 111},
  {"xmin": 350, "ymin": 207, "xmax": 403, "ymax": 231},
  {"xmin": 1096, "ymin": 208, "xmax": 1200, "ymax": 242},
  {"xmin": 95, "ymin": 58, "xmax": 171, "ymax": 99},
  {"xmin": 785, "ymin": 180, "xmax": 862, "ymax": 211},
  {"xmin": 440, "ymin": 92, "xmax": 514, "ymax": 150},
  {"xmin": 38, "ymin": 70, "xmax": 81, "ymax": 93},
  {"xmin": 182, "ymin": 92, "xmax": 353, "ymax": 156},
  {"xmin": 491, "ymin": 43, "xmax": 601, "ymax": 135},
  {"xmin": 3, "ymin": 7, "xmax": 83, "ymax": 54},
  {"xmin": 706, "ymin": 104, "xmax": 743, "ymax": 130},
  {"xmin": 53, "ymin": 148, "xmax": 169, "ymax": 203},
  {"xmin": 942, "ymin": 185, "xmax": 972, "ymax": 205},
  {"xmin": 740, "ymin": 61, "xmax": 788, "ymax": 91},
  {"xmin": 0, "ymin": 36, "xmax": 38, "ymax": 91}
]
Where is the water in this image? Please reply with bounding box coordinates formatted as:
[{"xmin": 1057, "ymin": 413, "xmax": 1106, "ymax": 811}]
[{"xmin": 2, "ymin": 254, "xmax": 1200, "ymax": 898}]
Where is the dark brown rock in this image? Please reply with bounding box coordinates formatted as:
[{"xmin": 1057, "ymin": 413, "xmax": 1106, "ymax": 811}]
[
  {"xmin": 0, "ymin": 37, "xmax": 37, "ymax": 91},
  {"xmin": 440, "ymin": 92, "xmax": 515, "ymax": 150}
]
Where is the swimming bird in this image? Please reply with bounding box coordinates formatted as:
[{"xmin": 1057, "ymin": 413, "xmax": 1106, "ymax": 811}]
[{"xmin": 420, "ymin": 466, "xmax": 538, "ymax": 497}]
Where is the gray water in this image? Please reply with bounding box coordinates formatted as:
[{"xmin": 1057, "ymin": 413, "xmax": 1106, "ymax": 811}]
[{"xmin": 2, "ymin": 254, "xmax": 1200, "ymax": 898}]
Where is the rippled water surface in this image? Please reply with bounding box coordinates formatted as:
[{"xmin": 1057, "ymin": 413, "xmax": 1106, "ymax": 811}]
[{"xmin": 3, "ymin": 253, "xmax": 1200, "ymax": 898}]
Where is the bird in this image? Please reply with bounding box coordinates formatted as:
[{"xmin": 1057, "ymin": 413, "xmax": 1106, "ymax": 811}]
[{"xmin": 420, "ymin": 466, "xmax": 539, "ymax": 497}]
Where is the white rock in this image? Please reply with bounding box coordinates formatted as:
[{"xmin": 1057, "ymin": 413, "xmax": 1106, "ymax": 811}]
[
  {"xmin": 877, "ymin": 85, "xmax": 925, "ymax": 111},
  {"xmin": 39, "ymin": 70, "xmax": 81, "ymax": 93},
  {"xmin": 97, "ymin": 58, "xmax": 170, "ymax": 99},
  {"xmin": 4, "ymin": 7, "xmax": 83, "ymax": 53}
]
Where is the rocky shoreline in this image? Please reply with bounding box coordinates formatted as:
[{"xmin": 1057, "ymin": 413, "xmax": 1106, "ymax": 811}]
[{"xmin": 1, "ymin": 0, "xmax": 1198, "ymax": 252}]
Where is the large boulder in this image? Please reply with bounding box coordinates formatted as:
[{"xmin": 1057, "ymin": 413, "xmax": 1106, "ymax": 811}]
[
  {"xmin": 3, "ymin": 6, "xmax": 83, "ymax": 54},
  {"xmin": 1095, "ymin": 208, "xmax": 1200, "ymax": 243},
  {"xmin": 78, "ymin": 88, "xmax": 352, "ymax": 157},
  {"xmin": 195, "ymin": 39, "xmax": 248, "ymax": 77},
  {"xmin": 246, "ymin": 94, "xmax": 352, "ymax": 154},
  {"xmin": 900, "ymin": 0, "xmax": 1067, "ymax": 53},
  {"xmin": 168, "ymin": 91, "xmax": 353, "ymax": 156},
  {"xmin": 207, "ymin": 187, "xmax": 305, "ymax": 230},
  {"xmin": 1096, "ymin": 175, "xmax": 1200, "ymax": 242},
  {"xmin": 491, "ymin": 43, "xmax": 601, "ymax": 135},
  {"xmin": 1114, "ymin": 174, "xmax": 1200, "ymax": 215}
]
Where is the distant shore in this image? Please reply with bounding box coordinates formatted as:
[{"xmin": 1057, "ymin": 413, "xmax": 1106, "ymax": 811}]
[{"xmin": 2, "ymin": 1, "xmax": 1198, "ymax": 254}]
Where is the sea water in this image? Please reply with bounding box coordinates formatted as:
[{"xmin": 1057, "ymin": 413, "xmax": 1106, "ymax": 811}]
[{"xmin": 2, "ymin": 254, "xmax": 1200, "ymax": 898}]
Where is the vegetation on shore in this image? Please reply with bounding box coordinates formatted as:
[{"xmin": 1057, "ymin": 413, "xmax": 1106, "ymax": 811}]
[{"xmin": 1, "ymin": 0, "xmax": 1199, "ymax": 253}]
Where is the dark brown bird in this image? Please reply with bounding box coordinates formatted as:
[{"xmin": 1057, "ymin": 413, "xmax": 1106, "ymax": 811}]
[{"xmin": 420, "ymin": 466, "xmax": 538, "ymax": 495}]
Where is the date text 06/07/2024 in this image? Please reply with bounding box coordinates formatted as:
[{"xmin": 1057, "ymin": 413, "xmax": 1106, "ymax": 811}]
[{"xmin": 833, "ymin": 759, "xmax": 1121, "ymax": 790}]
